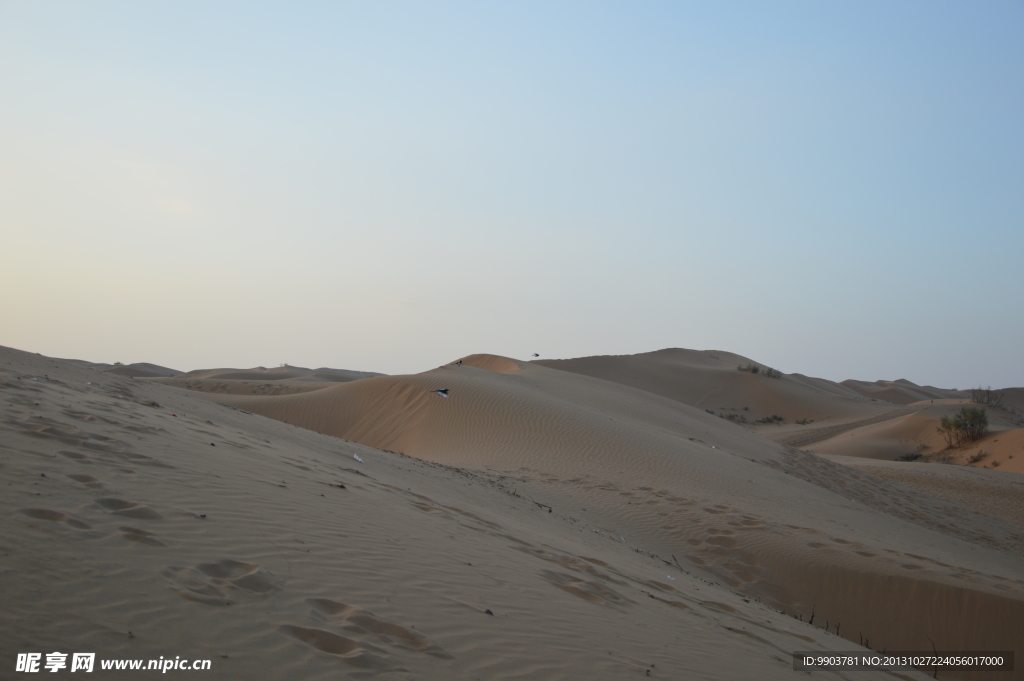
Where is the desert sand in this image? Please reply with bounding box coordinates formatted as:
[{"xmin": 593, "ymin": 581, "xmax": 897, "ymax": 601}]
[{"xmin": 3, "ymin": 345, "xmax": 1022, "ymax": 680}]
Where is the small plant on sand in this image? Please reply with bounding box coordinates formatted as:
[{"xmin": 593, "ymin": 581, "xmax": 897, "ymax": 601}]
[
  {"xmin": 967, "ymin": 450, "xmax": 988, "ymax": 464},
  {"xmin": 897, "ymin": 453, "xmax": 923, "ymax": 462},
  {"xmin": 755, "ymin": 414, "xmax": 784, "ymax": 424},
  {"xmin": 970, "ymin": 386, "xmax": 1004, "ymax": 407},
  {"xmin": 737, "ymin": 364, "xmax": 781, "ymax": 378},
  {"xmin": 795, "ymin": 418, "xmax": 814, "ymax": 425},
  {"xmin": 937, "ymin": 406, "xmax": 988, "ymax": 448}
]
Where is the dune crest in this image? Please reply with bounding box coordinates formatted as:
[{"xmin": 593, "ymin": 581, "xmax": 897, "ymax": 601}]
[
  {"xmin": 451, "ymin": 354, "xmax": 523, "ymax": 373},
  {"xmin": 535, "ymin": 348, "xmax": 889, "ymax": 426}
]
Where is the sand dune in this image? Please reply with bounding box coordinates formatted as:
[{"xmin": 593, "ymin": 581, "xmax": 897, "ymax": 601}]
[
  {"xmin": 177, "ymin": 365, "xmax": 382, "ymax": 383},
  {"xmin": 141, "ymin": 364, "xmax": 384, "ymax": 398},
  {"xmin": 5, "ymin": 345, "xmax": 1022, "ymax": 680},
  {"xmin": 808, "ymin": 402, "xmax": 1024, "ymax": 473},
  {"xmin": 143, "ymin": 378, "xmax": 345, "ymax": 397},
  {"xmin": 63, "ymin": 360, "xmax": 183, "ymax": 378},
  {"xmin": 534, "ymin": 348, "xmax": 894, "ymax": 431},
  {"xmin": 211, "ymin": 353, "xmax": 1024, "ymax": 676},
  {"xmin": 841, "ymin": 378, "xmax": 968, "ymax": 405}
]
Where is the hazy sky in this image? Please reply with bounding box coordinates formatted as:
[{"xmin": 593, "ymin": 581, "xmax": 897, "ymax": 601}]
[{"xmin": 2, "ymin": 1, "xmax": 1022, "ymax": 387}]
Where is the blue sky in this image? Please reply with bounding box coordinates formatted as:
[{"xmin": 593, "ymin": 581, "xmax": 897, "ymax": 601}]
[{"xmin": 2, "ymin": 1, "xmax": 1022, "ymax": 387}]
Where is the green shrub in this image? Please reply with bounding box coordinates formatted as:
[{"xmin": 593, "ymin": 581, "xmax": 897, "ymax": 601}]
[
  {"xmin": 967, "ymin": 450, "xmax": 988, "ymax": 464},
  {"xmin": 970, "ymin": 386, "xmax": 1004, "ymax": 407},
  {"xmin": 937, "ymin": 407, "xmax": 988, "ymax": 448},
  {"xmin": 738, "ymin": 364, "xmax": 781, "ymax": 378}
]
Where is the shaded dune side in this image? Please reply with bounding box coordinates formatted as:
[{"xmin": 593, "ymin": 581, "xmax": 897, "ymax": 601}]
[
  {"xmin": 534, "ymin": 348, "xmax": 887, "ymax": 424},
  {"xmin": 63, "ymin": 360, "xmax": 183, "ymax": 378},
  {"xmin": 177, "ymin": 367, "xmax": 383, "ymax": 382},
  {"xmin": 217, "ymin": 355, "xmax": 1024, "ymax": 671},
  {"xmin": 143, "ymin": 378, "xmax": 341, "ymax": 397}
]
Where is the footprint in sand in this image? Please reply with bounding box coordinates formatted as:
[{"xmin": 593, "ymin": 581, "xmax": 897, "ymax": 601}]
[
  {"xmin": 94, "ymin": 498, "xmax": 162, "ymax": 520},
  {"xmin": 540, "ymin": 570, "xmax": 628, "ymax": 606},
  {"xmin": 705, "ymin": 536, "xmax": 737, "ymax": 548},
  {"xmin": 67, "ymin": 474, "xmax": 103, "ymax": 489},
  {"xmin": 18, "ymin": 508, "xmax": 91, "ymax": 530},
  {"xmin": 700, "ymin": 601, "xmax": 737, "ymax": 614},
  {"xmin": 119, "ymin": 526, "xmax": 165, "ymax": 547},
  {"xmin": 163, "ymin": 559, "xmax": 281, "ymax": 606},
  {"xmin": 279, "ymin": 626, "xmax": 387, "ymax": 668},
  {"xmin": 59, "ymin": 450, "xmax": 92, "ymax": 464},
  {"xmin": 645, "ymin": 591, "xmax": 690, "ymax": 610},
  {"xmin": 282, "ymin": 599, "xmax": 452, "ymax": 667},
  {"xmin": 307, "ymin": 598, "xmax": 452, "ymax": 658}
]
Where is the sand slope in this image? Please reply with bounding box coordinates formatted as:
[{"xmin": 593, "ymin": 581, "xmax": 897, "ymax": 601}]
[
  {"xmin": 210, "ymin": 353, "xmax": 1024, "ymax": 678},
  {"xmin": 824, "ymin": 456, "xmax": 1024, "ymax": 531},
  {"xmin": 6, "ymin": 344, "xmax": 946, "ymax": 681}
]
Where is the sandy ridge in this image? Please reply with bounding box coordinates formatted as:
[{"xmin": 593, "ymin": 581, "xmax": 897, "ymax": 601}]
[{"xmin": 771, "ymin": 407, "xmax": 925, "ymax": 448}]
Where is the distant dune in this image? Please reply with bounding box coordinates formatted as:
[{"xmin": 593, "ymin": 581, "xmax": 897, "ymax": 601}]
[
  {"xmin": 840, "ymin": 378, "xmax": 968, "ymax": 404},
  {"xmin": 534, "ymin": 348, "xmax": 891, "ymax": 426},
  {"xmin": 63, "ymin": 359, "xmax": 183, "ymax": 378},
  {"xmin": 177, "ymin": 365, "xmax": 383, "ymax": 382},
  {"xmin": 145, "ymin": 365, "xmax": 384, "ymax": 397}
]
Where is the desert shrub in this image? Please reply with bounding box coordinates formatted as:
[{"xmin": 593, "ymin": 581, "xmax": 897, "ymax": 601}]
[
  {"xmin": 937, "ymin": 407, "xmax": 989, "ymax": 448},
  {"xmin": 897, "ymin": 453, "xmax": 923, "ymax": 462},
  {"xmin": 970, "ymin": 386, "xmax": 1004, "ymax": 407},
  {"xmin": 755, "ymin": 415, "xmax": 784, "ymax": 424},
  {"xmin": 737, "ymin": 364, "xmax": 781, "ymax": 378},
  {"xmin": 795, "ymin": 418, "xmax": 814, "ymax": 425},
  {"xmin": 967, "ymin": 450, "xmax": 988, "ymax": 464}
]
